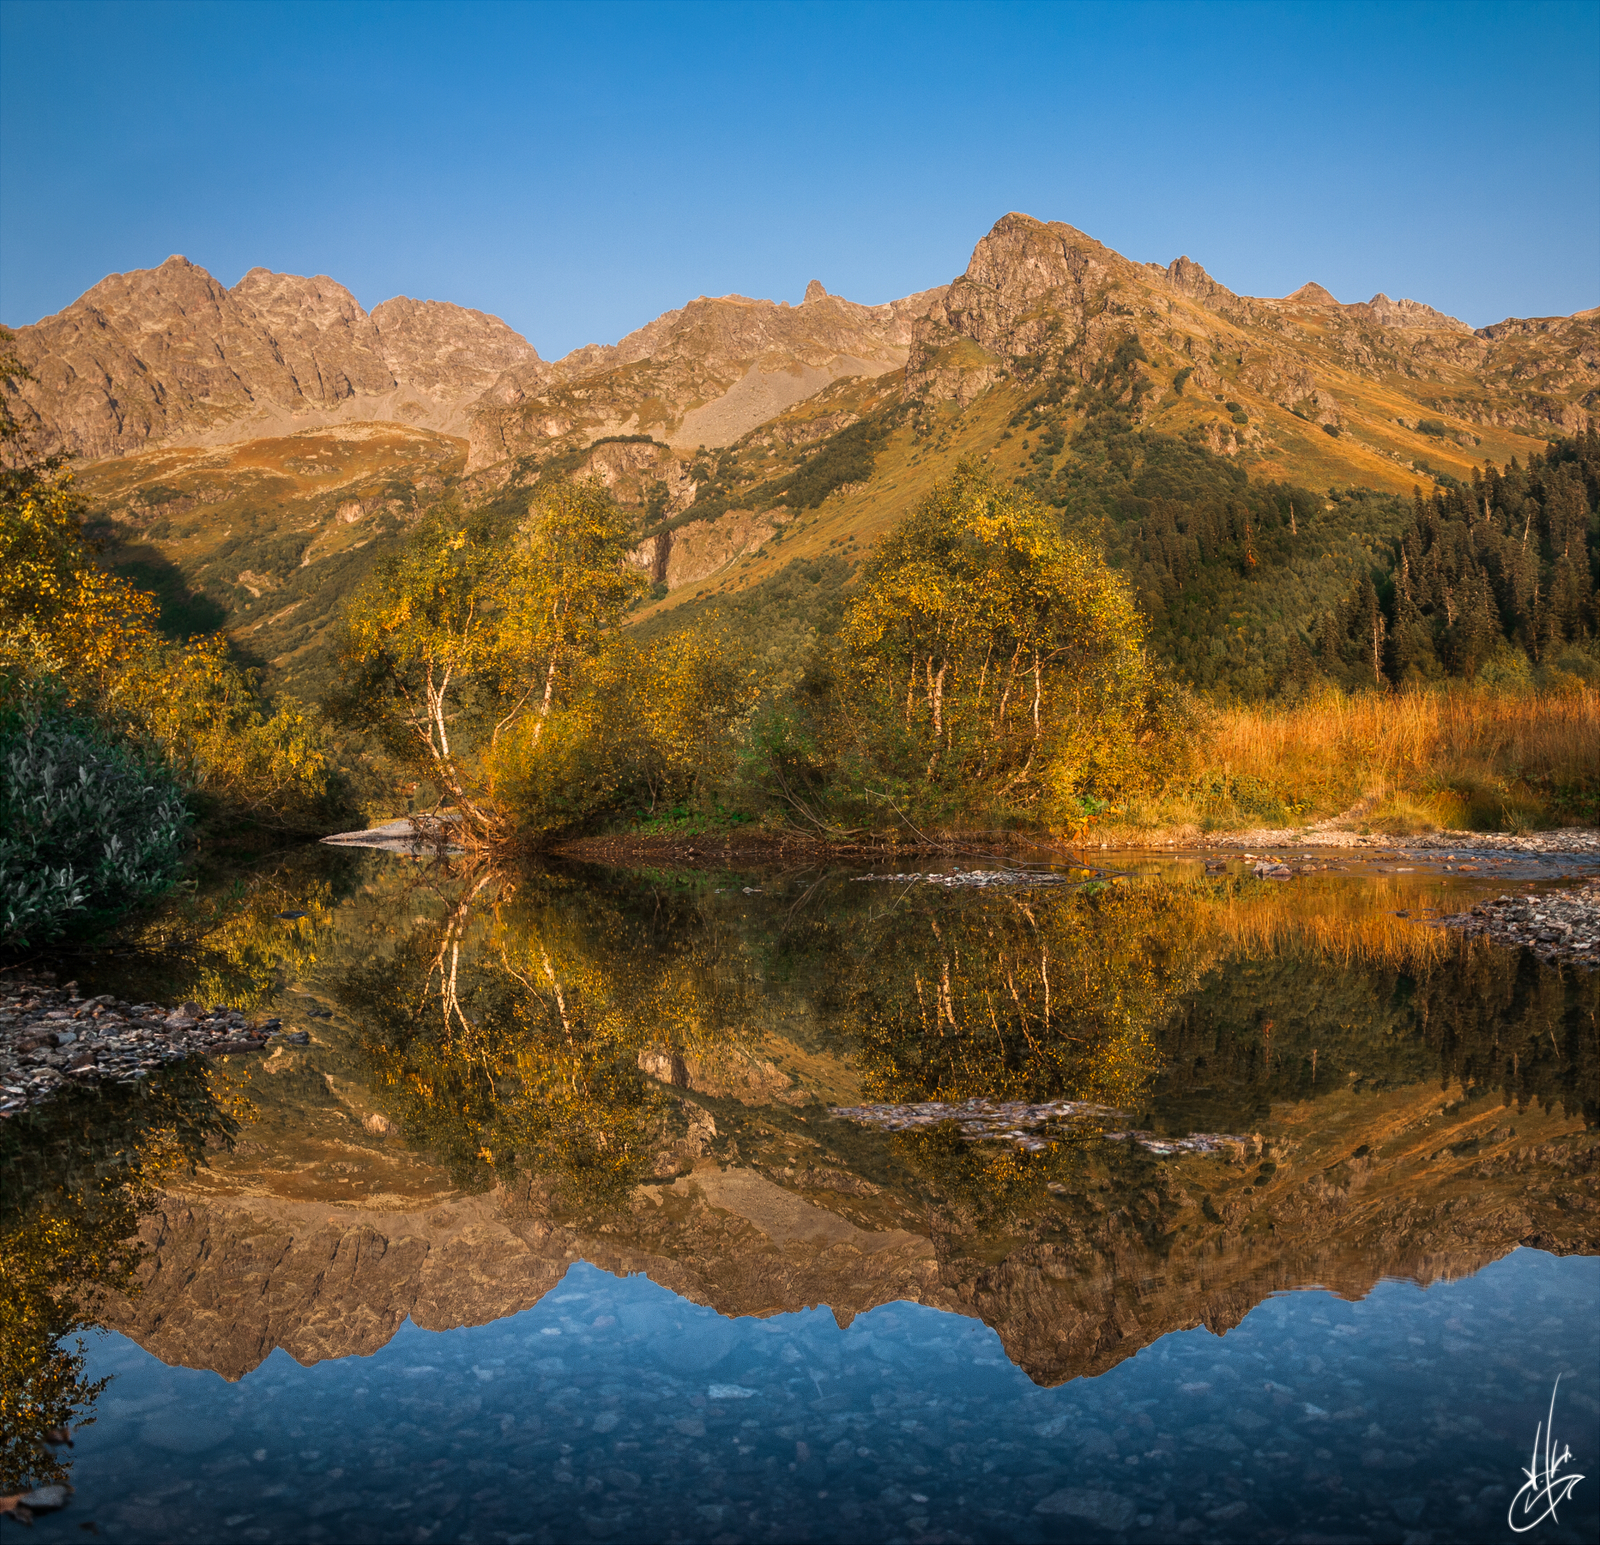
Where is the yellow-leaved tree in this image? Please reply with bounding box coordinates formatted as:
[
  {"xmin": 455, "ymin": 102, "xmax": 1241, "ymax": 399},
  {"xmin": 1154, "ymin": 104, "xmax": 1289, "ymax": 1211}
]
[
  {"xmin": 334, "ymin": 477, "xmax": 644, "ymax": 840},
  {"xmin": 818, "ymin": 462, "xmax": 1181, "ymax": 831},
  {"xmin": 0, "ymin": 330, "xmax": 340, "ymax": 836}
]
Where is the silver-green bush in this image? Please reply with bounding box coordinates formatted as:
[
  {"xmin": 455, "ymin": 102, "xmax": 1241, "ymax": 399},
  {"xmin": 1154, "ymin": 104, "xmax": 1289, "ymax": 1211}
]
[{"xmin": 0, "ymin": 717, "xmax": 191, "ymax": 945}]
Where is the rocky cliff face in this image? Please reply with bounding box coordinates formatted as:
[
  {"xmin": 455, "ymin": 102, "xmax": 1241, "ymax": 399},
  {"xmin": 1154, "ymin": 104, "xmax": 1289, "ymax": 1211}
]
[
  {"xmin": 463, "ymin": 280, "xmax": 948, "ymax": 471},
  {"xmin": 8, "ymin": 222, "xmax": 1591, "ymax": 482},
  {"xmin": 905, "ymin": 212, "xmax": 1597, "ymax": 437},
  {"xmin": 3, "ymin": 256, "xmax": 538, "ymax": 459}
]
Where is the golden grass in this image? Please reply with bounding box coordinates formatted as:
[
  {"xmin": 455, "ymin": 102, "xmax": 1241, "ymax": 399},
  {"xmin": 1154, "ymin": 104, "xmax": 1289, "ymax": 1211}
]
[
  {"xmin": 1205, "ymin": 879, "xmax": 1453, "ymax": 973},
  {"xmin": 1139, "ymin": 684, "xmax": 1600, "ymax": 835}
]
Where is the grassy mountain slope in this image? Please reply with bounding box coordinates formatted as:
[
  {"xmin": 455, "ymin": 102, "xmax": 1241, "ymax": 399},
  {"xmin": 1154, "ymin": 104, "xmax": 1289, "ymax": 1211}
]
[
  {"xmin": 54, "ymin": 214, "xmax": 1595, "ymax": 724},
  {"xmin": 76, "ymin": 424, "xmax": 466, "ymax": 702}
]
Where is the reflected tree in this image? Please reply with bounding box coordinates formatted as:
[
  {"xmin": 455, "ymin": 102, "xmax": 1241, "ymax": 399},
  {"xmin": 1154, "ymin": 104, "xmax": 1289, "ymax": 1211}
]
[
  {"xmin": 335, "ymin": 864, "xmax": 764, "ymax": 1206},
  {"xmin": 0, "ymin": 1061, "xmax": 249, "ymax": 1495}
]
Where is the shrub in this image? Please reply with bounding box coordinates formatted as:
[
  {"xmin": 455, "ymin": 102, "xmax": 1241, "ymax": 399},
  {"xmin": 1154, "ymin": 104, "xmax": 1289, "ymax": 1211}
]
[
  {"xmin": 0, "ymin": 715, "xmax": 190, "ymax": 944},
  {"xmin": 1323, "ymin": 424, "xmax": 1341, "ymax": 437},
  {"xmin": 1417, "ymin": 418, "xmax": 1448, "ymax": 437},
  {"xmin": 762, "ymin": 463, "xmax": 1181, "ymax": 833}
]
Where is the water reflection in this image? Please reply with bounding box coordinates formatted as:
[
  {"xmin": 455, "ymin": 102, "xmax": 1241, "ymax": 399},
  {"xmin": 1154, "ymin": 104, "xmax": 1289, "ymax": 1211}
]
[
  {"xmin": 8, "ymin": 847, "xmax": 1598, "ymax": 1534},
  {"xmin": 0, "ymin": 1060, "xmax": 247, "ymax": 1494},
  {"xmin": 25, "ymin": 1252, "xmax": 1600, "ymax": 1544}
]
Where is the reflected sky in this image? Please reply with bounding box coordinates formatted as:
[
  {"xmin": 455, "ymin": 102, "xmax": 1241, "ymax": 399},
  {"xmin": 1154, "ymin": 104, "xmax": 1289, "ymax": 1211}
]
[{"xmin": 26, "ymin": 1249, "xmax": 1599, "ymax": 1545}]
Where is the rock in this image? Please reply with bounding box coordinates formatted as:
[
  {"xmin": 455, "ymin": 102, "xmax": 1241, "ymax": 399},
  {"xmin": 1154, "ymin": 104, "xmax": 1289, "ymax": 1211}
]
[
  {"xmin": 638, "ymin": 1047, "xmax": 689, "ymax": 1086},
  {"xmin": 17, "ymin": 1485, "xmax": 69, "ymax": 1511},
  {"xmin": 1435, "ymin": 877, "xmax": 1600, "ymax": 971},
  {"xmin": 364, "ymin": 1113, "xmax": 397, "ymax": 1135},
  {"xmin": 1033, "ymin": 1489, "xmax": 1137, "ymax": 1530},
  {"xmin": 0, "ymin": 977, "xmax": 275, "ymax": 1116},
  {"xmin": 656, "ymin": 1318, "xmax": 736, "ymax": 1373},
  {"xmin": 7, "ymin": 257, "xmax": 538, "ymax": 458},
  {"xmin": 1187, "ymin": 1422, "xmax": 1248, "ymax": 1451}
]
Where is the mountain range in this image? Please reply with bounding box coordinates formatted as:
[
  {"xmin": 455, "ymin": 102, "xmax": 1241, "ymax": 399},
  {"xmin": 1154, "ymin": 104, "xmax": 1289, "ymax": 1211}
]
[
  {"xmin": 10, "ymin": 215, "xmax": 1596, "ymax": 474},
  {"xmin": 4, "ymin": 213, "xmax": 1595, "ymax": 699}
]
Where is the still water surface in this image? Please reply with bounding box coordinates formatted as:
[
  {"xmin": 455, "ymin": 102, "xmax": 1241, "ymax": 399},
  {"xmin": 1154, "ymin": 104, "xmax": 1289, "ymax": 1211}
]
[{"xmin": 9, "ymin": 846, "xmax": 1599, "ymax": 1543}]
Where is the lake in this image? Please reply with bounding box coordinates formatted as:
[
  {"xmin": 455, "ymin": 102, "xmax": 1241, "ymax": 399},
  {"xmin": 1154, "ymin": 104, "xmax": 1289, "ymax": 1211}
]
[{"xmin": 5, "ymin": 845, "xmax": 1597, "ymax": 1544}]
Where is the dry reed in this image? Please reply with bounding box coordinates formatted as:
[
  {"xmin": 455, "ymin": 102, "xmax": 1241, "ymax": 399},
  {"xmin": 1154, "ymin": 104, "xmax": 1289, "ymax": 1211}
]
[
  {"xmin": 1126, "ymin": 684, "xmax": 1600, "ymax": 834},
  {"xmin": 1209, "ymin": 685, "xmax": 1598, "ymax": 789}
]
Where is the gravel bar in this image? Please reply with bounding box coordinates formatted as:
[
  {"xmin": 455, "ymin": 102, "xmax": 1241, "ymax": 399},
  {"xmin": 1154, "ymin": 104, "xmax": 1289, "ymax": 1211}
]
[
  {"xmin": 0, "ymin": 975, "xmax": 284, "ymax": 1117},
  {"xmin": 1433, "ymin": 876, "xmax": 1600, "ymax": 969},
  {"xmin": 1189, "ymin": 826, "xmax": 1600, "ymax": 854},
  {"xmin": 829, "ymin": 1097, "xmax": 1250, "ymax": 1156}
]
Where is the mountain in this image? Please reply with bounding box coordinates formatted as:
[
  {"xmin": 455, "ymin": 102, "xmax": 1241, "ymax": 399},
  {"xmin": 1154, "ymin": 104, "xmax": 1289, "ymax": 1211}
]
[
  {"xmin": 2, "ymin": 255, "xmax": 539, "ymax": 458},
  {"xmin": 465, "ymin": 279, "xmax": 948, "ymax": 469},
  {"xmin": 5, "ymin": 216, "xmax": 1595, "ymax": 704},
  {"xmin": 100, "ymin": 1049, "xmax": 1596, "ymax": 1386},
  {"xmin": 9, "ymin": 219, "xmax": 1594, "ymax": 484},
  {"xmin": 907, "ymin": 212, "xmax": 1595, "ymax": 447}
]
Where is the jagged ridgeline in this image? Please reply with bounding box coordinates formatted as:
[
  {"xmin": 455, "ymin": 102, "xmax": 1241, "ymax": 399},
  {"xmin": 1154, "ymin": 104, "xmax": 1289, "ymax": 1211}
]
[{"xmin": 6, "ymin": 212, "xmax": 1594, "ymax": 715}]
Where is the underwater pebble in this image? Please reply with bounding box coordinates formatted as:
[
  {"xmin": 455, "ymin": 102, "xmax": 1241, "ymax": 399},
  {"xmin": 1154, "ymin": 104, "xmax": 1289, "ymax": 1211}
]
[{"xmin": 0, "ymin": 975, "xmax": 274, "ymax": 1117}]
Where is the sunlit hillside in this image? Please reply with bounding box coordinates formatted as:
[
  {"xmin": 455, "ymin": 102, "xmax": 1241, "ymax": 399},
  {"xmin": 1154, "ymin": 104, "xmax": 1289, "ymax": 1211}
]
[{"xmin": 76, "ymin": 423, "xmax": 466, "ymax": 700}]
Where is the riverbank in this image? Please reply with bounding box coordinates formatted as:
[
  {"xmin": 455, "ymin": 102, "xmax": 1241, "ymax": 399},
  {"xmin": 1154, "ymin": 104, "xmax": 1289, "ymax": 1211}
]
[
  {"xmin": 0, "ymin": 975, "xmax": 282, "ymax": 1118},
  {"xmin": 1088, "ymin": 823, "xmax": 1600, "ymax": 855},
  {"xmin": 545, "ymin": 822, "xmax": 1600, "ymax": 865}
]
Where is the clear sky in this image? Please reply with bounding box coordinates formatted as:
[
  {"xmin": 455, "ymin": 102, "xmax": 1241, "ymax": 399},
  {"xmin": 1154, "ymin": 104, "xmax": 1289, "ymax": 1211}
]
[{"xmin": 1, "ymin": 0, "xmax": 1595, "ymax": 357}]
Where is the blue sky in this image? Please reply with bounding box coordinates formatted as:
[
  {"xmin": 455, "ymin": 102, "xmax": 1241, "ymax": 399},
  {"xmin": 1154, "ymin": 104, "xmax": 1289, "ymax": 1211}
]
[{"xmin": 1, "ymin": 0, "xmax": 1595, "ymax": 356}]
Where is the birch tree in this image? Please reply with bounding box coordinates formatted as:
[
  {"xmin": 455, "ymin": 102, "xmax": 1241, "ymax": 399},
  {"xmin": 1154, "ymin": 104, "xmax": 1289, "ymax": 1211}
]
[
  {"xmin": 832, "ymin": 463, "xmax": 1164, "ymax": 826},
  {"xmin": 335, "ymin": 477, "xmax": 643, "ymax": 839}
]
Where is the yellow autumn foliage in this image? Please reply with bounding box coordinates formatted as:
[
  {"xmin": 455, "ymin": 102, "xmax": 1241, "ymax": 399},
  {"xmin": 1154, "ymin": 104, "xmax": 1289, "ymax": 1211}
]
[
  {"xmin": 0, "ymin": 347, "xmax": 340, "ymax": 829},
  {"xmin": 335, "ymin": 479, "xmax": 645, "ymax": 839},
  {"xmin": 821, "ymin": 463, "xmax": 1186, "ymax": 829}
]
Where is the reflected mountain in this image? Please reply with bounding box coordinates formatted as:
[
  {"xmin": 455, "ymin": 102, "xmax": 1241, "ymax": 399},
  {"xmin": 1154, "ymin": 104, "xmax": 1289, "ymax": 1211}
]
[
  {"xmin": 48, "ymin": 852, "xmax": 1600, "ymax": 1393},
  {"xmin": 0, "ymin": 1060, "xmax": 246, "ymax": 1491}
]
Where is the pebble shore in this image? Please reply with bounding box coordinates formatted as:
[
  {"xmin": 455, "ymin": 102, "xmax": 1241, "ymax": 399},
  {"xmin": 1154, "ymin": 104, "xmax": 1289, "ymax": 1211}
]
[
  {"xmin": 830, "ymin": 1098, "xmax": 1251, "ymax": 1156},
  {"xmin": 1434, "ymin": 876, "xmax": 1600, "ymax": 968},
  {"xmin": 0, "ymin": 977, "xmax": 284, "ymax": 1118},
  {"xmin": 1185, "ymin": 826, "xmax": 1600, "ymax": 854}
]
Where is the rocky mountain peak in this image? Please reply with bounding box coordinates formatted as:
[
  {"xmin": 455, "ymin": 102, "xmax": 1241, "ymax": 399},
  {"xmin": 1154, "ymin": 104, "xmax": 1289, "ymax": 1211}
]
[
  {"xmin": 4, "ymin": 259, "xmax": 537, "ymax": 458},
  {"xmin": 1164, "ymin": 254, "xmax": 1237, "ymax": 304},
  {"xmin": 1283, "ymin": 281, "xmax": 1340, "ymax": 308},
  {"xmin": 370, "ymin": 296, "xmax": 541, "ymax": 392},
  {"xmin": 1352, "ymin": 292, "xmax": 1471, "ymax": 332},
  {"xmin": 905, "ymin": 214, "xmax": 1154, "ymax": 404},
  {"xmin": 465, "ymin": 278, "xmax": 949, "ymax": 467}
]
